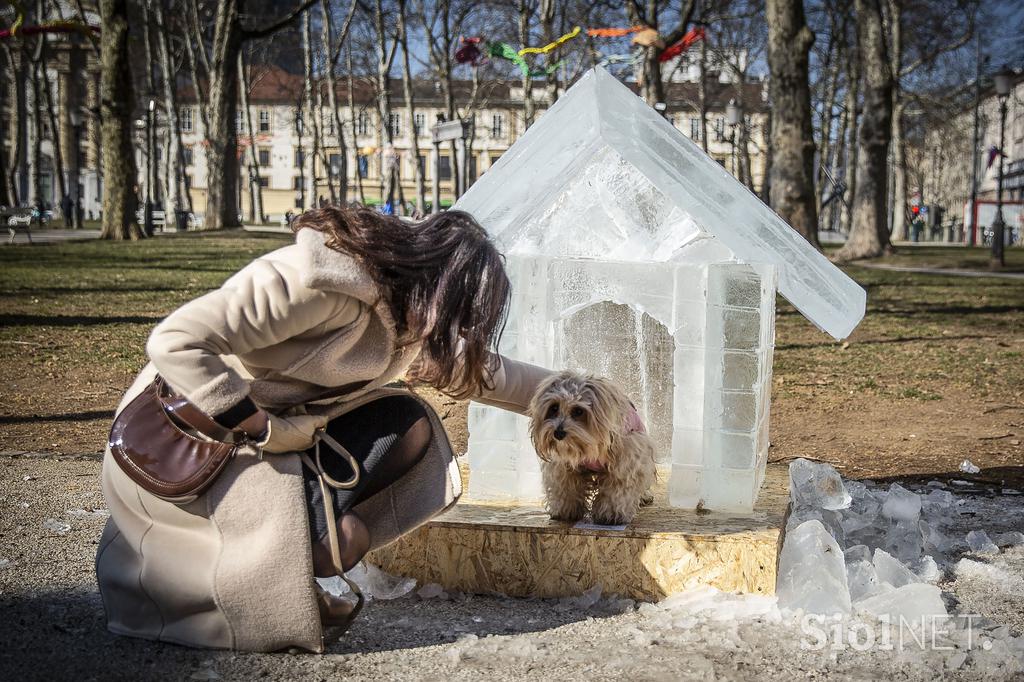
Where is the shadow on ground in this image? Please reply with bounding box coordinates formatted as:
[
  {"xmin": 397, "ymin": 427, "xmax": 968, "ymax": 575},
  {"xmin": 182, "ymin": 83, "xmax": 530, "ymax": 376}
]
[{"xmin": 0, "ymin": 588, "xmax": 614, "ymax": 681}]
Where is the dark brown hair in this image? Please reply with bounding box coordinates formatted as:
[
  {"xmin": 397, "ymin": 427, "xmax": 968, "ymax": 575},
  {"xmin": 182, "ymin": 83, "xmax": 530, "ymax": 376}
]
[{"xmin": 292, "ymin": 205, "xmax": 509, "ymax": 399}]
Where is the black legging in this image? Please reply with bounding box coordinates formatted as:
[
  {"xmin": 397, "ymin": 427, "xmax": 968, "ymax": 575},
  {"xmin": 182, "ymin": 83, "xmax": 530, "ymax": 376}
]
[{"xmin": 303, "ymin": 395, "xmax": 431, "ymax": 574}]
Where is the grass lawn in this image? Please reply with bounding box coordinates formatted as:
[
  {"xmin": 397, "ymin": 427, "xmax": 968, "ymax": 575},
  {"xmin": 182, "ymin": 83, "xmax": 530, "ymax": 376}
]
[{"xmin": 1, "ymin": 232, "xmax": 1022, "ymax": 485}]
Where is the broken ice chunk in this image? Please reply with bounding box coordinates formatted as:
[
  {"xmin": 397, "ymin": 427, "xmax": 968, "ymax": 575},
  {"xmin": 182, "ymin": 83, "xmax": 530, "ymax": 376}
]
[
  {"xmin": 777, "ymin": 520, "xmax": 851, "ymax": 615},
  {"xmin": 873, "ymin": 548, "xmax": 923, "ymax": 588},
  {"xmin": 958, "ymin": 459, "xmax": 981, "ymax": 474},
  {"xmin": 993, "ymin": 531, "xmax": 1024, "ymax": 547},
  {"xmin": 42, "ymin": 518, "xmax": 71, "ymax": 534},
  {"xmin": 789, "ymin": 458, "xmax": 851, "ymax": 510},
  {"xmin": 316, "ymin": 563, "xmax": 416, "ymax": 601},
  {"xmin": 881, "ymin": 483, "xmax": 921, "ymax": 523},
  {"xmin": 847, "ymin": 559, "xmax": 890, "ymax": 602},
  {"xmin": 417, "ymin": 583, "xmax": 448, "ymax": 600},
  {"xmin": 966, "ymin": 530, "xmax": 1000, "ymax": 554},
  {"xmin": 854, "ymin": 583, "xmax": 947, "ymax": 627},
  {"xmin": 915, "ymin": 556, "xmax": 942, "ymax": 583},
  {"xmin": 844, "ymin": 544, "xmax": 872, "ymax": 564}
]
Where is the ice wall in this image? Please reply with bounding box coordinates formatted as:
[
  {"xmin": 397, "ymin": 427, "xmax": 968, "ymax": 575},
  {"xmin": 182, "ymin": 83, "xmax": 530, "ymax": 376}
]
[
  {"xmin": 467, "ymin": 254, "xmax": 780, "ymax": 510},
  {"xmin": 669, "ymin": 263, "xmax": 777, "ymax": 512}
]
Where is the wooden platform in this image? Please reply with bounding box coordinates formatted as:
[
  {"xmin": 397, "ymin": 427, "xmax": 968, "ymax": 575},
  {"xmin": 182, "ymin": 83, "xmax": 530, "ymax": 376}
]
[{"xmin": 368, "ymin": 463, "xmax": 790, "ymax": 601}]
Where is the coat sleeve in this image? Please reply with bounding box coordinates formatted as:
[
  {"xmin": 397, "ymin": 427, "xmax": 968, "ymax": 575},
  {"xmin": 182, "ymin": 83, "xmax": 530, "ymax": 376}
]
[
  {"xmin": 146, "ymin": 259, "xmax": 359, "ymax": 416},
  {"xmin": 472, "ymin": 354, "xmax": 555, "ymax": 416}
]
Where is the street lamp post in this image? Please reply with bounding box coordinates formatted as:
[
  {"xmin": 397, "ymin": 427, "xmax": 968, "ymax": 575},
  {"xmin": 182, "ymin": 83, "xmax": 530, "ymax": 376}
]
[
  {"xmin": 146, "ymin": 99, "xmax": 156, "ymax": 236},
  {"xmin": 69, "ymin": 108, "xmax": 82, "ymax": 229},
  {"xmin": 726, "ymin": 99, "xmax": 741, "ymax": 180},
  {"xmin": 990, "ymin": 66, "xmax": 1013, "ymax": 270}
]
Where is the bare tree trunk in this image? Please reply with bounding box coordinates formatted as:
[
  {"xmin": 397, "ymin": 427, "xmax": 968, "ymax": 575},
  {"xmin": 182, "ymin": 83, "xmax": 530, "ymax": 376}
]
[
  {"xmin": 302, "ymin": 10, "xmax": 319, "ymax": 209},
  {"xmin": 184, "ymin": 0, "xmax": 210, "ymax": 134},
  {"xmin": 1, "ymin": 43, "xmax": 23, "ymax": 205},
  {"xmin": 766, "ymin": 0, "xmax": 820, "ymax": 248},
  {"xmin": 373, "ymin": 0, "xmax": 398, "ymax": 208},
  {"xmin": 99, "ymin": 0, "xmax": 143, "ymax": 240},
  {"xmin": 40, "ymin": 49, "xmax": 69, "ymax": 211},
  {"xmin": 839, "ymin": 51, "xmax": 859, "ymax": 234},
  {"xmin": 321, "ymin": 0, "xmax": 357, "ymax": 205},
  {"xmin": 815, "ymin": 40, "xmax": 840, "ymax": 223},
  {"xmin": 398, "ymin": 0, "xmax": 426, "ymax": 213},
  {"xmin": 887, "ymin": 0, "xmax": 908, "ymax": 242},
  {"xmin": 539, "ymin": 0, "xmax": 559, "ymax": 105},
  {"xmin": 29, "ymin": 61, "xmax": 43, "ymax": 213},
  {"xmin": 834, "ymin": 0, "xmax": 893, "ymax": 261},
  {"xmin": 238, "ymin": 54, "xmax": 264, "ymax": 223},
  {"xmin": 699, "ymin": 35, "xmax": 709, "ymax": 152},
  {"xmin": 204, "ymin": 0, "xmax": 243, "ymax": 230},
  {"xmin": 346, "ymin": 43, "xmax": 365, "ymax": 205},
  {"xmin": 518, "ymin": 0, "xmax": 536, "ymax": 129},
  {"xmin": 152, "ymin": 0, "xmax": 183, "ymax": 223}
]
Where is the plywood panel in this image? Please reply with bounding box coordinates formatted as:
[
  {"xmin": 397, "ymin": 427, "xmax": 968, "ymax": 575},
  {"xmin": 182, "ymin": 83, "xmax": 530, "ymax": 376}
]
[{"xmin": 368, "ymin": 464, "xmax": 789, "ymax": 601}]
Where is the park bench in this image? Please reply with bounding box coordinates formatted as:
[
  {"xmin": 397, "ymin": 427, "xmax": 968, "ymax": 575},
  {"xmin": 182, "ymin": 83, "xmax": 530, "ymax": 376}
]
[
  {"xmin": 135, "ymin": 208, "xmax": 167, "ymax": 231},
  {"xmin": 2, "ymin": 207, "xmax": 36, "ymax": 244}
]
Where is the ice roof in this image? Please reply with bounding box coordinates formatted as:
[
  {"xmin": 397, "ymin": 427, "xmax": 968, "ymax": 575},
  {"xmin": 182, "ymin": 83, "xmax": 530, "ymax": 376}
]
[{"xmin": 455, "ymin": 67, "xmax": 865, "ymax": 340}]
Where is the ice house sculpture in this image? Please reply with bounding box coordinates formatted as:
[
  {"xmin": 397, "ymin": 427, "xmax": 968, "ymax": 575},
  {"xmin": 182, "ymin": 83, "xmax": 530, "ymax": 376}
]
[{"xmin": 455, "ymin": 66, "xmax": 865, "ymax": 512}]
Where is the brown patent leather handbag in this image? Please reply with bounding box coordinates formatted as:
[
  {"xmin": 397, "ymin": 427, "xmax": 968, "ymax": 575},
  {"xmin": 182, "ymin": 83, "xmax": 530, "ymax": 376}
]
[{"xmin": 108, "ymin": 376, "xmax": 248, "ymax": 502}]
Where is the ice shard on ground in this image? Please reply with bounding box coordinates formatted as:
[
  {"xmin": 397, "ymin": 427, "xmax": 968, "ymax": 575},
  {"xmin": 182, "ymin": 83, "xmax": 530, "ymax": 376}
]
[{"xmin": 456, "ymin": 67, "xmax": 866, "ymax": 511}]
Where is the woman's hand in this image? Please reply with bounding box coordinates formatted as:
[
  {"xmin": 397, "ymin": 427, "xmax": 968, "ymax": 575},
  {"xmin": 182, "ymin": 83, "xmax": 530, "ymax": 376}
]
[{"xmin": 261, "ymin": 413, "xmax": 330, "ymax": 454}]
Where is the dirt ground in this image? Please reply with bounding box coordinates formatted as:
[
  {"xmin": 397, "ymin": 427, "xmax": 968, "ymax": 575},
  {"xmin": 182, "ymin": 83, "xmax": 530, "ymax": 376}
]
[{"xmin": 1, "ymin": 236, "xmax": 1021, "ymax": 487}]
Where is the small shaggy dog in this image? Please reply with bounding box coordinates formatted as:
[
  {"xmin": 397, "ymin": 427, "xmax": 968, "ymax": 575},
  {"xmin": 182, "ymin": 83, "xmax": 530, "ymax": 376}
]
[{"xmin": 529, "ymin": 371, "xmax": 657, "ymax": 525}]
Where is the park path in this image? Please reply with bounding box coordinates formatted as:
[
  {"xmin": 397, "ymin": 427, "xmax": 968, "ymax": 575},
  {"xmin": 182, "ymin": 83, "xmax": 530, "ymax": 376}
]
[{"xmin": 852, "ymin": 262, "xmax": 1024, "ymax": 280}]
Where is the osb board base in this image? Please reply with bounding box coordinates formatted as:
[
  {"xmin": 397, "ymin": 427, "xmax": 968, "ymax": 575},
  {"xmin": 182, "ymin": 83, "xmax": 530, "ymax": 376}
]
[{"xmin": 367, "ymin": 464, "xmax": 789, "ymax": 602}]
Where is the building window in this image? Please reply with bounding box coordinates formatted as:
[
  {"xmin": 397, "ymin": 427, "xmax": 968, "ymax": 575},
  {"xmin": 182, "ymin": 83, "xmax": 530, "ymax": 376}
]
[
  {"xmin": 293, "ymin": 176, "xmax": 304, "ymax": 190},
  {"xmin": 182, "ymin": 146, "xmax": 194, "ymax": 166},
  {"xmin": 389, "ymin": 113, "xmax": 401, "ymax": 137},
  {"xmin": 414, "ymin": 113, "xmax": 425, "ymax": 136},
  {"xmin": 357, "ymin": 154, "xmax": 369, "ymax": 178},
  {"xmin": 236, "ymin": 110, "xmax": 245, "ymax": 133},
  {"xmin": 258, "ymin": 148, "xmax": 271, "ymax": 166},
  {"xmin": 257, "ymin": 176, "xmax": 269, "ymax": 188},
  {"xmin": 258, "ymin": 109, "xmax": 271, "ymax": 133},
  {"xmin": 357, "ymin": 112, "xmax": 369, "ymax": 136},
  {"xmin": 439, "ymin": 155, "xmax": 452, "ymax": 181},
  {"xmin": 417, "ymin": 154, "xmax": 426, "ymax": 179},
  {"xmin": 325, "ymin": 115, "xmax": 335, "ymax": 136},
  {"xmin": 491, "ymin": 114, "xmax": 504, "ymax": 138},
  {"xmin": 180, "ymin": 107, "xmax": 193, "ymax": 133},
  {"xmin": 329, "ymin": 153, "xmax": 342, "ymax": 174},
  {"xmin": 714, "ymin": 117, "xmax": 725, "ymax": 141},
  {"xmin": 294, "ymin": 148, "xmax": 305, "ymax": 168},
  {"xmin": 690, "ymin": 118, "xmax": 700, "ymax": 140}
]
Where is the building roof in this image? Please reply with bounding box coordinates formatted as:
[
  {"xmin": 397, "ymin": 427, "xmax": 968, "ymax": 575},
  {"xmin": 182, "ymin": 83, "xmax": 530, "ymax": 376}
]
[
  {"xmin": 455, "ymin": 67, "xmax": 864, "ymax": 340},
  {"xmin": 177, "ymin": 64, "xmax": 767, "ymax": 113}
]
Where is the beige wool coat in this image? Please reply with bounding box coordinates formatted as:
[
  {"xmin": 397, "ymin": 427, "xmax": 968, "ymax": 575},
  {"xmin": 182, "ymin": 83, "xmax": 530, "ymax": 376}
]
[{"xmin": 96, "ymin": 228, "xmax": 550, "ymax": 653}]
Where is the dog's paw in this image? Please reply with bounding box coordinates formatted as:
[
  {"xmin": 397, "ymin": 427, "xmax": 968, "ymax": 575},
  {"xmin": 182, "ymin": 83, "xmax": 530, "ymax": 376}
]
[
  {"xmin": 590, "ymin": 494, "xmax": 634, "ymax": 526},
  {"xmin": 591, "ymin": 509, "xmax": 632, "ymax": 526},
  {"xmin": 546, "ymin": 499, "xmax": 587, "ymax": 523},
  {"xmin": 640, "ymin": 491, "xmax": 655, "ymax": 507}
]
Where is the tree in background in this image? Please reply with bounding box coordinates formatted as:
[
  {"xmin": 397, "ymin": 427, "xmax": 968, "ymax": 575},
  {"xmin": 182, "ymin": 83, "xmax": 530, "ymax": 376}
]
[
  {"xmin": 834, "ymin": 0, "xmax": 892, "ymax": 261},
  {"xmin": 99, "ymin": 0, "xmax": 143, "ymax": 239},
  {"xmin": 766, "ymin": 0, "xmax": 820, "ymax": 247},
  {"xmin": 625, "ymin": 0, "xmax": 697, "ymax": 107}
]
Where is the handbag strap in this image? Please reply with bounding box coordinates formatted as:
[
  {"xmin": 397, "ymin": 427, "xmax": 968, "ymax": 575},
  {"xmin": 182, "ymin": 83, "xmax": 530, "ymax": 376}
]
[{"xmin": 155, "ymin": 377, "xmax": 240, "ymax": 444}]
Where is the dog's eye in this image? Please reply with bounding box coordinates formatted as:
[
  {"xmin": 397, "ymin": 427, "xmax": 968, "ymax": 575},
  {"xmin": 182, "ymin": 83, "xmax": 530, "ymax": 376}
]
[
  {"xmin": 570, "ymin": 406, "xmax": 585, "ymax": 420},
  {"xmin": 546, "ymin": 404, "xmax": 559, "ymax": 418}
]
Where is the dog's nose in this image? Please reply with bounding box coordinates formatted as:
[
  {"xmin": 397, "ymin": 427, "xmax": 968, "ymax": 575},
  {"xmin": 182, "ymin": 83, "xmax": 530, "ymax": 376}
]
[{"xmin": 553, "ymin": 428, "xmax": 567, "ymax": 441}]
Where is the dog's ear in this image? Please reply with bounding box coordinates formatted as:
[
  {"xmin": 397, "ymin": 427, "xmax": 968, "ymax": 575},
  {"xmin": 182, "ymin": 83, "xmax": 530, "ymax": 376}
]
[{"xmin": 583, "ymin": 376, "xmax": 632, "ymax": 449}]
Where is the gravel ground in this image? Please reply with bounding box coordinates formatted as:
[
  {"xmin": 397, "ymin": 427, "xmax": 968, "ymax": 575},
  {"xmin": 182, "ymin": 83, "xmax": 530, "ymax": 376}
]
[{"xmin": 1, "ymin": 454, "xmax": 1022, "ymax": 682}]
